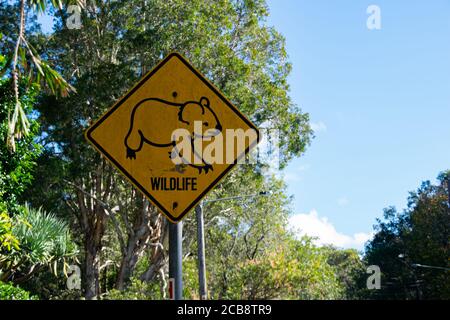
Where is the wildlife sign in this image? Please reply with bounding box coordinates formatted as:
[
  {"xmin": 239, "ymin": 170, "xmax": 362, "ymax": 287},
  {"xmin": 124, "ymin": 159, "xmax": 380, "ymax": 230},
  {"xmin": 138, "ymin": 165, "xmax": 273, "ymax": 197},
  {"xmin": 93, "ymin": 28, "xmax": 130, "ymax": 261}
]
[{"xmin": 85, "ymin": 52, "xmax": 260, "ymax": 222}]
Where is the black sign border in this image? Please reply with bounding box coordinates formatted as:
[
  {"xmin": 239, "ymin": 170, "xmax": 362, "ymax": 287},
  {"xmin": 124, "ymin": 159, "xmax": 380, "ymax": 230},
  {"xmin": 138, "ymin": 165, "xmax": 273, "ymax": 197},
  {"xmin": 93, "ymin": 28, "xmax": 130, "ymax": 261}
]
[{"xmin": 85, "ymin": 52, "xmax": 260, "ymax": 223}]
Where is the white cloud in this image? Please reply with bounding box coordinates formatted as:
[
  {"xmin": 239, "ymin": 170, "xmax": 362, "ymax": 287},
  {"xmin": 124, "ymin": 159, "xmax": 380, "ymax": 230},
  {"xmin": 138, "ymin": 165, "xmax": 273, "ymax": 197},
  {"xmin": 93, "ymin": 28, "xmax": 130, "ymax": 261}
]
[
  {"xmin": 288, "ymin": 210, "xmax": 373, "ymax": 251},
  {"xmin": 310, "ymin": 121, "xmax": 327, "ymax": 133}
]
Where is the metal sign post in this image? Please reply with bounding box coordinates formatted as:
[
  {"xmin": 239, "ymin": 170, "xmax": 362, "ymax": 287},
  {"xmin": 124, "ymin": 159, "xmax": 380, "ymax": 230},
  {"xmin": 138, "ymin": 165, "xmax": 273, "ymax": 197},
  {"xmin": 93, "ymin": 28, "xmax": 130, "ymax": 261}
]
[
  {"xmin": 84, "ymin": 52, "xmax": 260, "ymax": 301},
  {"xmin": 169, "ymin": 222, "xmax": 183, "ymax": 300},
  {"xmin": 195, "ymin": 203, "xmax": 207, "ymax": 300}
]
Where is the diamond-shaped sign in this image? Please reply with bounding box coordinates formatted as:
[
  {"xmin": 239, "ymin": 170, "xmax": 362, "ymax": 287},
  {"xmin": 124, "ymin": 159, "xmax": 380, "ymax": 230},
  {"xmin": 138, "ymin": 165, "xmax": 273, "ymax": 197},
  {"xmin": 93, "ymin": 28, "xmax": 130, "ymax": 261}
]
[{"xmin": 85, "ymin": 52, "xmax": 259, "ymax": 222}]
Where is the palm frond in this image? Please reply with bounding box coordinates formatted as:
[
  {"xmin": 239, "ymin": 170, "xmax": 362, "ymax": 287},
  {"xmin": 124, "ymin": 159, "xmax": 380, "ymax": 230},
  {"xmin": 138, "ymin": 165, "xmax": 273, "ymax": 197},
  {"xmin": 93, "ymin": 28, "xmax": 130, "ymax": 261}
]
[
  {"xmin": 6, "ymin": 0, "xmax": 81, "ymax": 150},
  {"xmin": 21, "ymin": 37, "xmax": 76, "ymax": 97},
  {"xmin": 28, "ymin": 0, "xmax": 87, "ymax": 13},
  {"xmin": 4, "ymin": 205, "xmax": 78, "ymax": 275}
]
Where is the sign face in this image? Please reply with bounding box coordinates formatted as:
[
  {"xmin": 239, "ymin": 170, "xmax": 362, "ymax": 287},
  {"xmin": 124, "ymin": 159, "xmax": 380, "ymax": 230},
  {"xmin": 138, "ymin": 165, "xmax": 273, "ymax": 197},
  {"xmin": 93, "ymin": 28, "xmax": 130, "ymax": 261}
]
[{"xmin": 85, "ymin": 52, "xmax": 259, "ymax": 222}]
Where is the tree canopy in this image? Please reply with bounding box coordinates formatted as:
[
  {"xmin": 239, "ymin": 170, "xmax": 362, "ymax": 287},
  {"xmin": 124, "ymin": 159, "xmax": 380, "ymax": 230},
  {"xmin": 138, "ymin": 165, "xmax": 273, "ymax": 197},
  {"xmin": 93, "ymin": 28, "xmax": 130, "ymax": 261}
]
[
  {"xmin": 0, "ymin": 0, "xmax": 448, "ymax": 301},
  {"xmin": 364, "ymin": 172, "xmax": 450, "ymax": 299}
]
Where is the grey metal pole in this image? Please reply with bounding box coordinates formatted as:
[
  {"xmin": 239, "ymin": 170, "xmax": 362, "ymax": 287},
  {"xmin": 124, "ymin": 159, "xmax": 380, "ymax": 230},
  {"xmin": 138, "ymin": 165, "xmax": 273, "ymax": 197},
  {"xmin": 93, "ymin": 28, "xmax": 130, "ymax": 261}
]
[
  {"xmin": 169, "ymin": 221, "xmax": 183, "ymax": 300},
  {"xmin": 196, "ymin": 203, "xmax": 207, "ymax": 300}
]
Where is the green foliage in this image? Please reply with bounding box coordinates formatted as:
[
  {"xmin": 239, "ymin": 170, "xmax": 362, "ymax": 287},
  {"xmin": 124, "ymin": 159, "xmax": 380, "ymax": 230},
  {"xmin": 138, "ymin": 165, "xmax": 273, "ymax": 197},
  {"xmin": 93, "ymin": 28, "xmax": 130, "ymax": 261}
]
[
  {"xmin": 1, "ymin": 1, "xmax": 76, "ymax": 149},
  {"xmin": 0, "ymin": 204, "xmax": 78, "ymax": 284},
  {"xmin": 28, "ymin": 0, "xmax": 85, "ymax": 14},
  {"xmin": 0, "ymin": 53, "xmax": 42, "ymax": 214},
  {"xmin": 17, "ymin": 0, "xmax": 314, "ymax": 300},
  {"xmin": 323, "ymin": 246, "xmax": 367, "ymax": 299},
  {"xmin": 12, "ymin": 204, "xmax": 77, "ymax": 265},
  {"xmin": 20, "ymin": 266, "xmax": 83, "ymax": 300},
  {"xmin": 0, "ymin": 281, "xmax": 37, "ymax": 300},
  {"xmin": 183, "ymin": 257, "xmax": 200, "ymax": 299},
  {"xmin": 130, "ymin": 236, "xmax": 347, "ymax": 301},
  {"xmin": 364, "ymin": 172, "xmax": 450, "ymax": 299},
  {"xmin": 104, "ymin": 278, "xmax": 161, "ymax": 300},
  {"xmin": 222, "ymin": 237, "xmax": 343, "ymax": 300},
  {"xmin": 0, "ymin": 0, "xmax": 444, "ymax": 300},
  {"xmin": 0, "ymin": 212, "xmax": 19, "ymax": 252}
]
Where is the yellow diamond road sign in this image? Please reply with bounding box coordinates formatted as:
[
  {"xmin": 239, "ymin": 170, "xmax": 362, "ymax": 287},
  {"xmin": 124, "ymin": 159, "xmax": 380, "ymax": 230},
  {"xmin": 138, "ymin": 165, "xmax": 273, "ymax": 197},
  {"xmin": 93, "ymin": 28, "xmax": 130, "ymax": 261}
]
[{"xmin": 85, "ymin": 52, "xmax": 260, "ymax": 222}]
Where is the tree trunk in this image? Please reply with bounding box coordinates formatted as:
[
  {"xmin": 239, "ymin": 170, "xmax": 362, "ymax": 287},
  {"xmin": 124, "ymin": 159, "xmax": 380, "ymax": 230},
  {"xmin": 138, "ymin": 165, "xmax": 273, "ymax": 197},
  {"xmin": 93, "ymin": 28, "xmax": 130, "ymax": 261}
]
[
  {"xmin": 139, "ymin": 219, "xmax": 168, "ymax": 283},
  {"xmin": 8, "ymin": 0, "xmax": 26, "ymax": 150},
  {"xmin": 84, "ymin": 240, "xmax": 100, "ymax": 300},
  {"xmin": 72, "ymin": 167, "xmax": 109, "ymax": 300},
  {"xmin": 116, "ymin": 225, "xmax": 143, "ymax": 291},
  {"xmin": 115, "ymin": 200, "xmax": 165, "ymax": 290},
  {"xmin": 115, "ymin": 247, "xmax": 140, "ymax": 290},
  {"xmin": 83, "ymin": 206, "xmax": 105, "ymax": 300}
]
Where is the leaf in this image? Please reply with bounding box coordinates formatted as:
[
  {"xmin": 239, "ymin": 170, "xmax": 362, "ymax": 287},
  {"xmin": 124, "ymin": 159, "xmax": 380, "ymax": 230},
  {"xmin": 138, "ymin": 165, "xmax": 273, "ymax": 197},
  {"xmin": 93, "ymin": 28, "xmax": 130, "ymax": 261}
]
[{"xmin": 53, "ymin": 260, "xmax": 58, "ymax": 276}]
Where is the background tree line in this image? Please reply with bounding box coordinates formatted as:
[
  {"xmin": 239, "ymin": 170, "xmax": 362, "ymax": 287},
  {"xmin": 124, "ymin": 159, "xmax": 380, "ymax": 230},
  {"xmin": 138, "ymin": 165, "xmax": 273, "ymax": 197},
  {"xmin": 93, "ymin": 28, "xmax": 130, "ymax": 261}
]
[{"xmin": 0, "ymin": 0, "xmax": 448, "ymax": 300}]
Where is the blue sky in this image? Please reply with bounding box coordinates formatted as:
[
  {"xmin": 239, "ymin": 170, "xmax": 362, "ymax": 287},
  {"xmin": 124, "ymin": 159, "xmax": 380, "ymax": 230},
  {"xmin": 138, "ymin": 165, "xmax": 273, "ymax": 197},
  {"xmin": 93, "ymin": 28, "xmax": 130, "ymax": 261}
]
[
  {"xmin": 37, "ymin": 1, "xmax": 450, "ymax": 250},
  {"xmin": 266, "ymin": 0, "xmax": 450, "ymax": 250}
]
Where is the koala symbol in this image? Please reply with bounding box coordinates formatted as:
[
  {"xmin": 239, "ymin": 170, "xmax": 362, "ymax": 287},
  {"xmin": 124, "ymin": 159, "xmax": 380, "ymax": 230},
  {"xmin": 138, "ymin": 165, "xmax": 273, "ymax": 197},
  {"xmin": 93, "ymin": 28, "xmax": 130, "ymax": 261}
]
[{"xmin": 124, "ymin": 96, "xmax": 222, "ymax": 174}]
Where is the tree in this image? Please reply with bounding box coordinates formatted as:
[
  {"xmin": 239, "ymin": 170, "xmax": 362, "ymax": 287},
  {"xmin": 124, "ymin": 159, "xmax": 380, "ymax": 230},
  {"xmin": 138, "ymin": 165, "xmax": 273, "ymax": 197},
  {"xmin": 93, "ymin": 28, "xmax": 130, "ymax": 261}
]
[
  {"xmin": 1, "ymin": 20, "xmax": 80, "ymax": 295},
  {"xmin": 323, "ymin": 246, "xmax": 367, "ymax": 300},
  {"xmin": 25, "ymin": 0, "xmax": 313, "ymax": 299},
  {"xmin": 1, "ymin": 0, "xmax": 79, "ymax": 150},
  {"xmin": 364, "ymin": 172, "xmax": 450, "ymax": 299},
  {"xmin": 215, "ymin": 236, "xmax": 343, "ymax": 300},
  {"xmin": 179, "ymin": 171, "xmax": 344, "ymax": 300},
  {"xmin": 0, "ymin": 52, "xmax": 42, "ymax": 215}
]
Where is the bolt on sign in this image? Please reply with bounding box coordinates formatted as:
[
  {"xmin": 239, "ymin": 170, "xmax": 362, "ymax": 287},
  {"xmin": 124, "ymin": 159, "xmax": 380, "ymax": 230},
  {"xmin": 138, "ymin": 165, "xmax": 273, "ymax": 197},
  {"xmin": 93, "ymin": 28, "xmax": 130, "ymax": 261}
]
[{"xmin": 85, "ymin": 52, "xmax": 260, "ymax": 222}]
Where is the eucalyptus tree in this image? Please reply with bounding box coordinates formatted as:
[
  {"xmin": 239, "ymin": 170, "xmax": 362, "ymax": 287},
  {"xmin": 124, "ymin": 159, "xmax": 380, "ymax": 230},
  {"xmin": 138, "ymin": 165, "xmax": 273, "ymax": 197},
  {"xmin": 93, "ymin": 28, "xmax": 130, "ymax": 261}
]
[
  {"xmin": 28, "ymin": 0, "xmax": 312, "ymax": 299},
  {"xmin": 364, "ymin": 172, "xmax": 450, "ymax": 299}
]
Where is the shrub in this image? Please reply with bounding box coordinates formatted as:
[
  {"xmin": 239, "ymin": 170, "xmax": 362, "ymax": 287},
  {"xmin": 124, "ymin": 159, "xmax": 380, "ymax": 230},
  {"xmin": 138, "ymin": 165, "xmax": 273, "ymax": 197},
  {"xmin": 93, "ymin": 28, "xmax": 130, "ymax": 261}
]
[
  {"xmin": 0, "ymin": 212, "xmax": 19, "ymax": 252},
  {"xmin": 0, "ymin": 281, "xmax": 37, "ymax": 300},
  {"xmin": 0, "ymin": 204, "xmax": 78, "ymax": 284},
  {"xmin": 104, "ymin": 278, "xmax": 162, "ymax": 300}
]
